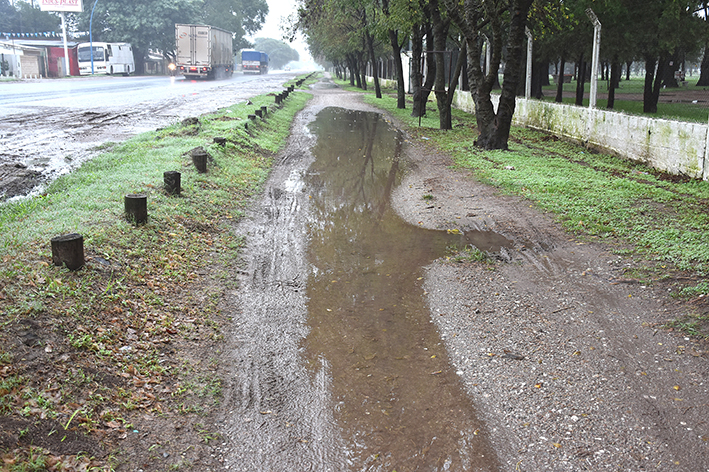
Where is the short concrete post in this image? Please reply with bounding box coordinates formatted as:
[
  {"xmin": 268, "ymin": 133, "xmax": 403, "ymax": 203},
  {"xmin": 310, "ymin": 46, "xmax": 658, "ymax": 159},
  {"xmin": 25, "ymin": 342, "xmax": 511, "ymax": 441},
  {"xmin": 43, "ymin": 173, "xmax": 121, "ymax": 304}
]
[
  {"xmin": 261, "ymin": 106, "xmax": 267, "ymax": 116},
  {"xmin": 191, "ymin": 147, "xmax": 209, "ymax": 173},
  {"xmin": 125, "ymin": 194, "xmax": 148, "ymax": 225},
  {"xmin": 164, "ymin": 171, "xmax": 181, "ymax": 195},
  {"xmin": 255, "ymin": 109, "xmax": 262, "ymax": 118},
  {"xmin": 51, "ymin": 233, "xmax": 84, "ymax": 270}
]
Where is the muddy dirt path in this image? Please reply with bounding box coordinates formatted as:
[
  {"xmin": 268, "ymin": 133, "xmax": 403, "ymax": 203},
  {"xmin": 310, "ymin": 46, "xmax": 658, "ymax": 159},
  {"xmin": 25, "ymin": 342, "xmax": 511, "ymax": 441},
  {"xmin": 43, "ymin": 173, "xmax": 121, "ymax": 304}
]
[{"xmin": 219, "ymin": 76, "xmax": 708, "ymax": 471}]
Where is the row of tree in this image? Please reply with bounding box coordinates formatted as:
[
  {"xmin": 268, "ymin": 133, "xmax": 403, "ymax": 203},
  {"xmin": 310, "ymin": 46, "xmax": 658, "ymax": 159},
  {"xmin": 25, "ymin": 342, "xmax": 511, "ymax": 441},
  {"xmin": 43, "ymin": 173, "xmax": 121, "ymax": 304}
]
[
  {"xmin": 253, "ymin": 37, "xmax": 300, "ymax": 70},
  {"xmin": 0, "ymin": 0, "xmax": 270, "ymax": 74},
  {"xmin": 291, "ymin": 0, "xmax": 709, "ymax": 150}
]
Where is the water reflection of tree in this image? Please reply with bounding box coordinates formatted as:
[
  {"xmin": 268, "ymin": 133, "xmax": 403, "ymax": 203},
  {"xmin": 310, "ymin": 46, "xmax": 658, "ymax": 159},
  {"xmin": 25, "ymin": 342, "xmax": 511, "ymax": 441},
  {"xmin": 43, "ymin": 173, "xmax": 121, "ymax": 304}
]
[
  {"xmin": 303, "ymin": 107, "xmax": 497, "ymax": 471},
  {"xmin": 308, "ymin": 108, "xmax": 401, "ymax": 220}
]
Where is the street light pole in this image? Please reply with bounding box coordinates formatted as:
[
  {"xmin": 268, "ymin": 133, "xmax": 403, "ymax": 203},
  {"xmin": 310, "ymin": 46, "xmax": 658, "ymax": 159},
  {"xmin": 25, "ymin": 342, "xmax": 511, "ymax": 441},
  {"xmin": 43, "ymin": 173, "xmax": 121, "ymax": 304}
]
[
  {"xmin": 60, "ymin": 12, "xmax": 69, "ymax": 76},
  {"xmin": 525, "ymin": 27, "xmax": 533, "ymax": 99},
  {"xmin": 89, "ymin": 0, "xmax": 99, "ymax": 74},
  {"xmin": 586, "ymin": 8, "xmax": 602, "ymax": 109}
]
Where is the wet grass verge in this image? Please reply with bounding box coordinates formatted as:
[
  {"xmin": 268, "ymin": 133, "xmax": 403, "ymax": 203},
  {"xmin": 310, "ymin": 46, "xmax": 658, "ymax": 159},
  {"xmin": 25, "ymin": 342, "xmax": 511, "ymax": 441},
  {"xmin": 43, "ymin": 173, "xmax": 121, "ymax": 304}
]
[
  {"xmin": 335, "ymin": 79, "xmax": 709, "ymax": 336},
  {"xmin": 0, "ymin": 73, "xmax": 318, "ymax": 471}
]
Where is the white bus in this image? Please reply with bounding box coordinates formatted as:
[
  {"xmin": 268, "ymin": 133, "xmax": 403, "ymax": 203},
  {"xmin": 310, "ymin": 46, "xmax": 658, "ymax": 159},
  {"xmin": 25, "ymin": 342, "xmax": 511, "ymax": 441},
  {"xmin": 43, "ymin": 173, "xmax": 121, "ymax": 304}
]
[{"xmin": 77, "ymin": 42, "xmax": 135, "ymax": 76}]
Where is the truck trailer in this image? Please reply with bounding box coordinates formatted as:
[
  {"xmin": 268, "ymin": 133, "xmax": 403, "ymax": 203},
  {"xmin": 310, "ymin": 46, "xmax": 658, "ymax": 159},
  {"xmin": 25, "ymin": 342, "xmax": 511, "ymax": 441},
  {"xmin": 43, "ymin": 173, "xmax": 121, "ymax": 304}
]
[
  {"xmin": 175, "ymin": 24, "xmax": 233, "ymax": 79},
  {"xmin": 241, "ymin": 49, "xmax": 269, "ymax": 74}
]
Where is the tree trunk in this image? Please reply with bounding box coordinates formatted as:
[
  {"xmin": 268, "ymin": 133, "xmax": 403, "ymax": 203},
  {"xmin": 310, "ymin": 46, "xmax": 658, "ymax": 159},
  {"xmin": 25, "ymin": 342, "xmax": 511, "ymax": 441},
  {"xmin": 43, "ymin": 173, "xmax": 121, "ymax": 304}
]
[
  {"xmin": 389, "ymin": 29, "xmax": 405, "ymax": 108},
  {"xmin": 662, "ymin": 51, "xmax": 679, "ymax": 88},
  {"xmin": 531, "ymin": 60, "xmax": 544, "ymax": 99},
  {"xmin": 411, "ymin": 24, "xmax": 425, "ymax": 117},
  {"xmin": 626, "ymin": 60, "xmax": 632, "ymax": 80},
  {"xmin": 382, "ymin": 0, "xmax": 406, "ymax": 108},
  {"xmin": 348, "ymin": 54, "xmax": 359, "ymax": 87},
  {"xmin": 540, "ymin": 60, "xmax": 550, "ymax": 86},
  {"xmin": 555, "ymin": 56, "xmax": 565, "ymax": 102},
  {"xmin": 422, "ymin": 25, "xmax": 436, "ymax": 114},
  {"xmin": 575, "ymin": 53, "xmax": 585, "ymax": 106},
  {"xmin": 365, "ymin": 30, "xmax": 382, "ymax": 98},
  {"xmin": 643, "ymin": 55, "xmax": 666, "ymax": 113},
  {"xmin": 358, "ymin": 52, "xmax": 367, "ymax": 90},
  {"xmin": 697, "ymin": 45, "xmax": 709, "ymax": 86},
  {"xmin": 476, "ymin": 0, "xmax": 533, "ymax": 149},
  {"xmin": 430, "ymin": 0, "xmax": 452, "ymax": 129},
  {"xmin": 607, "ymin": 60, "xmax": 620, "ymax": 110}
]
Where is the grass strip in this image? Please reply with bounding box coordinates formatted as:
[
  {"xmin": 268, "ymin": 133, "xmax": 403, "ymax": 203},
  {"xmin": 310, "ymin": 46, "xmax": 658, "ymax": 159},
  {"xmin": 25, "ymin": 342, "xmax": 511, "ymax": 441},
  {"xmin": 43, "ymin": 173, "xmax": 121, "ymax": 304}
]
[{"xmin": 0, "ymin": 73, "xmax": 318, "ymax": 470}]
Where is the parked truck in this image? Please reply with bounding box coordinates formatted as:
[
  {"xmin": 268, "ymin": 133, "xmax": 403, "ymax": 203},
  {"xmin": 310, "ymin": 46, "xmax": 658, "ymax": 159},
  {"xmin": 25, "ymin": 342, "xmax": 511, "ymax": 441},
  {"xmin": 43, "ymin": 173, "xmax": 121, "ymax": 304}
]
[
  {"xmin": 175, "ymin": 24, "xmax": 233, "ymax": 79},
  {"xmin": 241, "ymin": 49, "xmax": 269, "ymax": 74}
]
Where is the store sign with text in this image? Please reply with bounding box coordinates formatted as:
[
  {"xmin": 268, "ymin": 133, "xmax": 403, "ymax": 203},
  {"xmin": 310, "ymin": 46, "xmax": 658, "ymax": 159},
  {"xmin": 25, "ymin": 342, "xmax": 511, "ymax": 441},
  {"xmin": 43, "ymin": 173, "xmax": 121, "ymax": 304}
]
[{"xmin": 39, "ymin": 0, "xmax": 83, "ymax": 13}]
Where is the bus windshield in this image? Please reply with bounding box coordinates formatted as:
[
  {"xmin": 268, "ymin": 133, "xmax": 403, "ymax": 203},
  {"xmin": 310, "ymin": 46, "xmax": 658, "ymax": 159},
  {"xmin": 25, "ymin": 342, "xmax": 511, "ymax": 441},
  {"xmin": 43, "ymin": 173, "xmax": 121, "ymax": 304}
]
[{"xmin": 78, "ymin": 46, "xmax": 105, "ymax": 62}]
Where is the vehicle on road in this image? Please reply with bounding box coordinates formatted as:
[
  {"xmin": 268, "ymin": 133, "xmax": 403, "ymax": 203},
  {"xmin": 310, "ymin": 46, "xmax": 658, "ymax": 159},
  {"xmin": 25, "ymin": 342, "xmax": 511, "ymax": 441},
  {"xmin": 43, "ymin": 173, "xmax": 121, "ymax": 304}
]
[
  {"xmin": 175, "ymin": 24, "xmax": 233, "ymax": 80},
  {"xmin": 241, "ymin": 49, "xmax": 269, "ymax": 75},
  {"xmin": 77, "ymin": 42, "xmax": 135, "ymax": 76}
]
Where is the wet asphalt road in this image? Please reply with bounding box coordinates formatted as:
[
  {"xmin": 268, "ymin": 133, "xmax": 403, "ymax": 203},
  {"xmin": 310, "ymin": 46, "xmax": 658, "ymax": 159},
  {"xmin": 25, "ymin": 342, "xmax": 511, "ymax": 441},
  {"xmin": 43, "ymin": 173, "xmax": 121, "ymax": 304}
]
[{"xmin": 0, "ymin": 71, "xmax": 300, "ymax": 199}]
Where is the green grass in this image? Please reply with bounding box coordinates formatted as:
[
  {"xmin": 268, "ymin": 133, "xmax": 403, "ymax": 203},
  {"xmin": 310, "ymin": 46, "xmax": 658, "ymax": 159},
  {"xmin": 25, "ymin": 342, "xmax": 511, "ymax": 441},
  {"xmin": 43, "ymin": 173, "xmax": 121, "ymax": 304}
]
[
  {"xmin": 0, "ymin": 73, "xmax": 319, "ymax": 472},
  {"xmin": 541, "ymin": 76, "xmax": 709, "ymax": 122}
]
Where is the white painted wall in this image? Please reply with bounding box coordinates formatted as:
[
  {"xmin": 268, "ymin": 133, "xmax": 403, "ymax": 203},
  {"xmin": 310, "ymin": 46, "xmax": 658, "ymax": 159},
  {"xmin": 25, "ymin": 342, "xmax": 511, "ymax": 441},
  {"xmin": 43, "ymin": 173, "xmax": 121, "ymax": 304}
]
[
  {"xmin": 359, "ymin": 74, "xmax": 708, "ymax": 181},
  {"xmin": 452, "ymin": 90, "xmax": 709, "ymax": 181}
]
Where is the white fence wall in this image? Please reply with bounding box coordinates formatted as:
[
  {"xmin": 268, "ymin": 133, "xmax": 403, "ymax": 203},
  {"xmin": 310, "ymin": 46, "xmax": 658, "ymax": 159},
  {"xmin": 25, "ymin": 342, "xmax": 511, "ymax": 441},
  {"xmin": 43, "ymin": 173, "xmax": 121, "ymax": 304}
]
[
  {"xmin": 452, "ymin": 91, "xmax": 709, "ymax": 181},
  {"xmin": 360, "ymin": 76, "xmax": 709, "ymax": 181}
]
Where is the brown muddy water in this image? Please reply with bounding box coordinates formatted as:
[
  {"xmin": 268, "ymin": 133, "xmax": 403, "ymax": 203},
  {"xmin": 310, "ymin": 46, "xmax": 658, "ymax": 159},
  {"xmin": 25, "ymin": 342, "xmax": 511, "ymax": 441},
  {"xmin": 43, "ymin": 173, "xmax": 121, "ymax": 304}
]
[{"xmin": 302, "ymin": 107, "xmax": 509, "ymax": 471}]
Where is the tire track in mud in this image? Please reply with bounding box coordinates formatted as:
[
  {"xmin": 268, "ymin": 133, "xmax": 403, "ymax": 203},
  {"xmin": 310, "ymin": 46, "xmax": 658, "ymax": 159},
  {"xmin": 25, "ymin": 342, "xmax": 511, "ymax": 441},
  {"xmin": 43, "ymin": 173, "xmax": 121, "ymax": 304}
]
[
  {"xmin": 220, "ymin": 82, "xmax": 505, "ymax": 471},
  {"xmin": 221, "ymin": 102, "xmax": 347, "ymax": 471}
]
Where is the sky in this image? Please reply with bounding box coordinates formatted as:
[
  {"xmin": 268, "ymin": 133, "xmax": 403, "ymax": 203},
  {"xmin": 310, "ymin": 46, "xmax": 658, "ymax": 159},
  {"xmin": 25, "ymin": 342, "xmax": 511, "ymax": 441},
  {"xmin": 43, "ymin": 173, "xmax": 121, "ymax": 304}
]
[{"xmin": 248, "ymin": 0, "xmax": 313, "ymax": 64}]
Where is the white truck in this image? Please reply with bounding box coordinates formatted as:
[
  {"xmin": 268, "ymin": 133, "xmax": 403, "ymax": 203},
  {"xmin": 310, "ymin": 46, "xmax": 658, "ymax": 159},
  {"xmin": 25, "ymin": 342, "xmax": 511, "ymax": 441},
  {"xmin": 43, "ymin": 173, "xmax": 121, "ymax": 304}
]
[{"xmin": 175, "ymin": 24, "xmax": 233, "ymax": 80}]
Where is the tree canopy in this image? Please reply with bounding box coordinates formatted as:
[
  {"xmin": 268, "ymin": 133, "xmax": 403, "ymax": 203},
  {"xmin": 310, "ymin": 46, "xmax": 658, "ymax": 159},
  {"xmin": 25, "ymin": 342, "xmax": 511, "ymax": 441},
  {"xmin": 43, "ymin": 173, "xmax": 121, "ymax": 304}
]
[
  {"xmin": 1, "ymin": 0, "xmax": 61, "ymax": 35},
  {"xmin": 253, "ymin": 37, "xmax": 300, "ymax": 69},
  {"xmin": 292, "ymin": 0, "xmax": 709, "ymax": 148}
]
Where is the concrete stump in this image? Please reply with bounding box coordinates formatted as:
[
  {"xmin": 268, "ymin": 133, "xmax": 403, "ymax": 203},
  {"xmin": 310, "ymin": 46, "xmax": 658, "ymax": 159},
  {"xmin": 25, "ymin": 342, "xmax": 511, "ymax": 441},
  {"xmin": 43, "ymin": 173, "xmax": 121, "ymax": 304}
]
[
  {"xmin": 191, "ymin": 148, "xmax": 209, "ymax": 173},
  {"xmin": 164, "ymin": 171, "xmax": 181, "ymax": 195},
  {"xmin": 125, "ymin": 194, "xmax": 148, "ymax": 225},
  {"xmin": 51, "ymin": 233, "xmax": 84, "ymax": 270}
]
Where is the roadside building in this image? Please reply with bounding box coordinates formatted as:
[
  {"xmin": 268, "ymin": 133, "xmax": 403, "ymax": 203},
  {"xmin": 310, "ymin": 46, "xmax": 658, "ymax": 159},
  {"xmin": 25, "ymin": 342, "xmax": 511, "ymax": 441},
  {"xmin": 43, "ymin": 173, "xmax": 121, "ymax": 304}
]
[
  {"xmin": 0, "ymin": 39, "xmax": 79, "ymax": 77},
  {"xmin": 16, "ymin": 39, "xmax": 80, "ymax": 77},
  {"xmin": 143, "ymin": 49, "xmax": 169, "ymax": 75},
  {"xmin": 0, "ymin": 41, "xmax": 43, "ymax": 77}
]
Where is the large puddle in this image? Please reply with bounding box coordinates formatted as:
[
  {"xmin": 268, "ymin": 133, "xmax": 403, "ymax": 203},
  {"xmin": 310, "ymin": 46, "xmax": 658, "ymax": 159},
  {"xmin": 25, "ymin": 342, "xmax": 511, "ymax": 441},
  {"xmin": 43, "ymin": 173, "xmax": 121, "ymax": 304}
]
[{"xmin": 302, "ymin": 108, "xmax": 506, "ymax": 471}]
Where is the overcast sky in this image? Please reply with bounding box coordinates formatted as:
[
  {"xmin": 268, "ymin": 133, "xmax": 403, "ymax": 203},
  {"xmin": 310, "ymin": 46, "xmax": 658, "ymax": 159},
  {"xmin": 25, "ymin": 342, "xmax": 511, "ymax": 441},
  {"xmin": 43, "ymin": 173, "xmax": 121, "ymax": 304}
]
[{"xmin": 249, "ymin": 0, "xmax": 312, "ymax": 63}]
